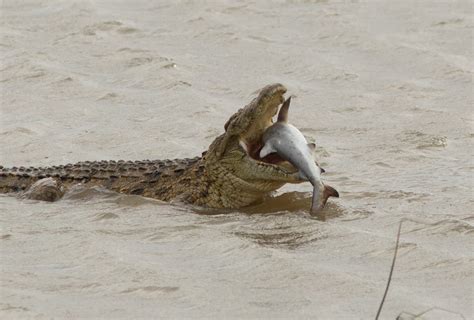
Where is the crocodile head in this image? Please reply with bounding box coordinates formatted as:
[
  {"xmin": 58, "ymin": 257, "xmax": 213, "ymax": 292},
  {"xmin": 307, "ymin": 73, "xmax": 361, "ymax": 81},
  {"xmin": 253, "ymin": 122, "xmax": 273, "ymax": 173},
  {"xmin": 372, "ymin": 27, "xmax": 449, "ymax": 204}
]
[{"xmin": 199, "ymin": 84, "xmax": 303, "ymax": 208}]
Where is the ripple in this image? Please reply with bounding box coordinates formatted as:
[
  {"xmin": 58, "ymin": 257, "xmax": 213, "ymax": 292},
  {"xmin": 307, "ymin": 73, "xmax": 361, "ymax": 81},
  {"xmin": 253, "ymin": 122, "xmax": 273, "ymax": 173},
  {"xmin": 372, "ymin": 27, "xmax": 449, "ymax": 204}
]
[
  {"xmin": 64, "ymin": 186, "xmax": 165, "ymax": 207},
  {"xmin": 234, "ymin": 229, "xmax": 326, "ymax": 249},
  {"xmin": 97, "ymin": 92, "xmax": 119, "ymax": 101},
  {"xmin": 416, "ymin": 136, "xmax": 448, "ymax": 149},
  {"xmin": 339, "ymin": 208, "xmax": 373, "ymax": 221},
  {"xmin": 0, "ymin": 127, "xmax": 35, "ymax": 136},
  {"xmin": 232, "ymin": 212, "xmax": 329, "ymax": 249},
  {"xmin": 117, "ymin": 27, "xmax": 140, "ymax": 34},
  {"xmin": 385, "ymin": 190, "xmax": 430, "ymax": 202},
  {"xmin": 120, "ymin": 286, "xmax": 179, "ymax": 294},
  {"xmin": 363, "ymin": 241, "xmax": 418, "ymax": 257},
  {"xmin": 126, "ymin": 57, "xmax": 154, "ymax": 67},
  {"xmin": 432, "ymin": 18, "xmax": 464, "ymax": 27},
  {"xmin": 397, "ymin": 130, "xmax": 448, "ymax": 149},
  {"xmin": 405, "ymin": 218, "xmax": 474, "ymax": 236},
  {"xmin": 373, "ymin": 161, "xmax": 394, "ymax": 168},
  {"xmin": 92, "ymin": 212, "xmax": 120, "ymax": 221},
  {"xmin": 398, "ymin": 307, "xmax": 466, "ymax": 320},
  {"xmin": 64, "ymin": 186, "xmax": 119, "ymax": 201},
  {"xmin": 246, "ymin": 35, "xmax": 274, "ymax": 43},
  {"xmin": 82, "ymin": 20, "xmax": 123, "ymax": 36},
  {"xmin": 240, "ymin": 191, "xmax": 341, "ymax": 218},
  {"xmin": 0, "ymin": 304, "xmax": 29, "ymax": 312}
]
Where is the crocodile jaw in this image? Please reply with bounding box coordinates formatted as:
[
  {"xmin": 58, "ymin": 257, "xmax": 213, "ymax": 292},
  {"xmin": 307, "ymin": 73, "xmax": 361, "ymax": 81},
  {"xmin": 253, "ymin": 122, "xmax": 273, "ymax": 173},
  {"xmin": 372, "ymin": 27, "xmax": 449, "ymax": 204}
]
[
  {"xmin": 197, "ymin": 84, "xmax": 302, "ymax": 208},
  {"xmin": 209, "ymin": 83, "xmax": 288, "ymax": 163}
]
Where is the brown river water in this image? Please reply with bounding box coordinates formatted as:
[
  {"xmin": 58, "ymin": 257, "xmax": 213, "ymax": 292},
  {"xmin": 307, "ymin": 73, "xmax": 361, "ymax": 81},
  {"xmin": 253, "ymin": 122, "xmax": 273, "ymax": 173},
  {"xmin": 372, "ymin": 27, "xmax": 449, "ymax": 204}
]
[{"xmin": 1, "ymin": 1, "xmax": 472, "ymax": 319}]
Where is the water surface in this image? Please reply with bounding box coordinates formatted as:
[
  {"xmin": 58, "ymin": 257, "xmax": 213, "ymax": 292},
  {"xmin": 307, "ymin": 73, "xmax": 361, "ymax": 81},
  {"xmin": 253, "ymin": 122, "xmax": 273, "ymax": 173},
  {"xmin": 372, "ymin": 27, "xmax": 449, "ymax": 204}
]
[{"xmin": 1, "ymin": 1, "xmax": 472, "ymax": 319}]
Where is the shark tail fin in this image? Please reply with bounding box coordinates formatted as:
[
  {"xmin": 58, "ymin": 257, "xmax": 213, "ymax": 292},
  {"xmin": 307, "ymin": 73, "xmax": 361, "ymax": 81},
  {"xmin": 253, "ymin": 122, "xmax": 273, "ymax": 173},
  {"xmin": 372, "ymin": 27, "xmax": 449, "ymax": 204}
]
[
  {"xmin": 322, "ymin": 184, "xmax": 339, "ymax": 206},
  {"xmin": 310, "ymin": 184, "xmax": 339, "ymax": 215}
]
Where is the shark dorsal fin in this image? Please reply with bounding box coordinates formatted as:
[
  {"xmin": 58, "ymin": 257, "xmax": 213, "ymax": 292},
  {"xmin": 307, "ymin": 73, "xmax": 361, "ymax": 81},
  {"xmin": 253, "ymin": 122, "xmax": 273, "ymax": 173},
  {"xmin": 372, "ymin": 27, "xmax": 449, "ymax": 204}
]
[{"xmin": 277, "ymin": 97, "xmax": 291, "ymax": 122}]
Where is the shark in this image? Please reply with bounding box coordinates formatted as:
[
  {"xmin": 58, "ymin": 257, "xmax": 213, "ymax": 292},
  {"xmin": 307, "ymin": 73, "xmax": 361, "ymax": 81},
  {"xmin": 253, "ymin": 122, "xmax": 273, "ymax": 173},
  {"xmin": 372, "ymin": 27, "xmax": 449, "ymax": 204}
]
[{"xmin": 259, "ymin": 97, "xmax": 339, "ymax": 215}]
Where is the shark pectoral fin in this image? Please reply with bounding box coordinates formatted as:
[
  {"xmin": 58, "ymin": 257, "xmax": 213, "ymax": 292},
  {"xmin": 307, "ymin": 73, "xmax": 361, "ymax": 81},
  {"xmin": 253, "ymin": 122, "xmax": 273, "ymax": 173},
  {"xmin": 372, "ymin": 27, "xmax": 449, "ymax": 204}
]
[
  {"xmin": 277, "ymin": 97, "xmax": 291, "ymax": 122},
  {"xmin": 308, "ymin": 143, "xmax": 319, "ymax": 169},
  {"xmin": 313, "ymin": 157, "xmax": 325, "ymax": 174},
  {"xmin": 259, "ymin": 143, "xmax": 276, "ymax": 158}
]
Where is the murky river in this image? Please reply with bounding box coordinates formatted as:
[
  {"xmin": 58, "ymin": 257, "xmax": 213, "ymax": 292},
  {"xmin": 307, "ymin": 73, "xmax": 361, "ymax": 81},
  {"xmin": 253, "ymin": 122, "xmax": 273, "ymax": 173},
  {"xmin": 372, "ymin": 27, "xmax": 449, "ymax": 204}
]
[{"xmin": 1, "ymin": 1, "xmax": 472, "ymax": 319}]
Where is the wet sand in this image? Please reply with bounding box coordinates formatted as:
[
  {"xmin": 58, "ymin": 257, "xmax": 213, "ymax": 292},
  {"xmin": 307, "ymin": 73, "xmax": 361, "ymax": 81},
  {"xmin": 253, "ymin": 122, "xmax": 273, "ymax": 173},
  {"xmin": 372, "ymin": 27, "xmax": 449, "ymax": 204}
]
[{"xmin": 1, "ymin": 1, "xmax": 473, "ymax": 319}]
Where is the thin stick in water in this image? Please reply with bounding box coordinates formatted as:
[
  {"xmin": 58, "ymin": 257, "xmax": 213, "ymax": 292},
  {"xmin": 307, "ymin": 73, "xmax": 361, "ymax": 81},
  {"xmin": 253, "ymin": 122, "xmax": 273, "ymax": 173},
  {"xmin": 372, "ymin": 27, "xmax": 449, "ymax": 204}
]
[{"xmin": 375, "ymin": 221, "xmax": 403, "ymax": 320}]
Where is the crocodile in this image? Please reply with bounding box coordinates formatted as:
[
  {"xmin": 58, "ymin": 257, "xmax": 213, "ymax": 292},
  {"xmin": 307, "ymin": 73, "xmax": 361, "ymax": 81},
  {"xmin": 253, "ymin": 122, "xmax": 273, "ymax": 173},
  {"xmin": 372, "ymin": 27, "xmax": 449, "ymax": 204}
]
[{"xmin": 0, "ymin": 83, "xmax": 338, "ymax": 209}]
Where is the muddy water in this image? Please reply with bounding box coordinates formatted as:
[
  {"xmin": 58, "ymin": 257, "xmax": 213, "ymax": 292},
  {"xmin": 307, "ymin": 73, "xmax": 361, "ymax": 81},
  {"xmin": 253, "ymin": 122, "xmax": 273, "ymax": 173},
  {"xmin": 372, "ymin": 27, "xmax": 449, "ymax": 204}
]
[{"xmin": 1, "ymin": 1, "xmax": 472, "ymax": 319}]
